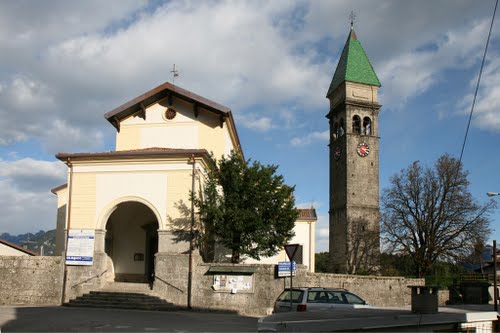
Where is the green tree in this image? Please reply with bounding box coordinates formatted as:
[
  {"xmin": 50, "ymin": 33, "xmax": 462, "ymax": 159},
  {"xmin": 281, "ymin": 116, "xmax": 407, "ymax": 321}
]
[
  {"xmin": 315, "ymin": 252, "xmax": 330, "ymax": 273},
  {"xmin": 381, "ymin": 154, "xmax": 495, "ymax": 278},
  {"xmin": 195, "ymin": 152, "xmax": 299, "ymax": 263}
]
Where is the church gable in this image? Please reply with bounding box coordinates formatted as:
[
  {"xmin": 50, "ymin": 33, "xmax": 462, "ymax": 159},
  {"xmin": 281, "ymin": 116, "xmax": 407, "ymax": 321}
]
[{"xmin": 105, "ymin": 82, "xmax": 242, "ymax": 157}]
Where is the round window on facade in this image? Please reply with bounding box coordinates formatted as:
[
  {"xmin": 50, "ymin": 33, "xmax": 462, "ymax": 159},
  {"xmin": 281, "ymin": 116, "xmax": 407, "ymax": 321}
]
[{"xmin": 165, "ymin": 107, "xmax": 177, "ymax": 120}]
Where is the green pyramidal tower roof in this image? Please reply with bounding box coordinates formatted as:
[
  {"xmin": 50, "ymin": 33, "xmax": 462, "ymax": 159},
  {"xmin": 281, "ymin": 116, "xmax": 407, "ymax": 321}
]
[{"xmin": 326, "ymin": 29, "xmax": 381, "ymax": 97}]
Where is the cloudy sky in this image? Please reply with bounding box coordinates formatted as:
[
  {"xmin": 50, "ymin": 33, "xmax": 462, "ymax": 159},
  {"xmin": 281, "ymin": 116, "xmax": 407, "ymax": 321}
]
[{"xmin": 1, "ymin": 0, "xmax": 499, "ymax": 252}]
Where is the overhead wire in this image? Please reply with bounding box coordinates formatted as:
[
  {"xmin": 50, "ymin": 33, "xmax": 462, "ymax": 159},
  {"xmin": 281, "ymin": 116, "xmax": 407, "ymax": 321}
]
[{"xmin": 458, "ymin": 0, "xmax": 498, "ymax": 165}]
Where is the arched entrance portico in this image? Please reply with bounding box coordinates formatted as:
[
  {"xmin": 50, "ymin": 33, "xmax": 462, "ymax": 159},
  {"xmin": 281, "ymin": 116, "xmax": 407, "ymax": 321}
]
[{"xmin": 105, "ymin": 201, "xmax": 159, "ymax": 283}]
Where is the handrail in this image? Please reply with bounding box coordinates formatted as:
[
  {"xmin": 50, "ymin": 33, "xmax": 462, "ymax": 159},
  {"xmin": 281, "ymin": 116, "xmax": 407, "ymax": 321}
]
[
  {"xmin": 70, "ymin": 269, "xmax": 108, "ymax": 289},
  {"xmin": 154, "ymin": 275, "xmax": 184, "ymax": 293}
]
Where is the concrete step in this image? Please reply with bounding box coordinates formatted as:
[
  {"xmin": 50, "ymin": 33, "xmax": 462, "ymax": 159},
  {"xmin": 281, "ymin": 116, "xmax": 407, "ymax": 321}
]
[
  {"xmin": 76, "ymin": 294, "xmax": 170, "ymax": 304},
  {"xmin": 88, "ymin": 291, "xmax": 160, "ymax": 299},
  {"xmin": 65, "ymin": 302, "xmax": 177, "ymax": 311},
  {"xmin": 99, "ymin": 282, "xmax": 152, "ymax": 293},
  {"xmin": 64, "ymin": 288, "xmax": 178, "ymax": 312}
]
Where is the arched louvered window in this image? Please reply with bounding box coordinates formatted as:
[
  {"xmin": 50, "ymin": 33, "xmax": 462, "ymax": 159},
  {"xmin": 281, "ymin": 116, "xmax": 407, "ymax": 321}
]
[
  {"xmin": 363, "ymin": 117, "xmax": 372, "ymax": 135},
  {"xmin": 352, "ymin": 115, "xmax": 361, "ymax": 134},
  {"xmin": 333, "ymin": 122, "xmax": 339, "ymax": 140}
]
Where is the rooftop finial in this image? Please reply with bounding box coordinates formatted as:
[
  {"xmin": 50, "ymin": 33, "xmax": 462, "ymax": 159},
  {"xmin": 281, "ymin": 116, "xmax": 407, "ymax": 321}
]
[
  {"xmin": 170, "ymin": 64, "xmax": 180, "ymax": 84},
  {"xmin": 349, "ymin": 11, "xmax": 356, "ymax": 29}
]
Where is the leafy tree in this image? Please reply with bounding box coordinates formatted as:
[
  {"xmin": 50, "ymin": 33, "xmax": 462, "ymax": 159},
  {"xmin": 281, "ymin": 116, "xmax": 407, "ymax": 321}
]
[
  {"xmin": 379, "ymin": 253, "xmax": 415, "ymax": 277},
  {"xmin": 381, "ymin": 154, "xmax": 495, "ymax": 278},
  {"xmin": 194, "ymin": 151, "xmax": 299, "ymax": 263},
  {"xmin": 315, "ymin": 252, "xmax": 330, "ymax": 273}
]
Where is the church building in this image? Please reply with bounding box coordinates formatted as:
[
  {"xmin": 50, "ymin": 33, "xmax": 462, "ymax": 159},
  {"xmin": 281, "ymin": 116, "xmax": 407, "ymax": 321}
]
[
  {"xmin": 52, "ymin": 82, "xmax": 316, "ymax": 290},
  {"xmin": 327, "ymin": 26, "xmax": 381, "ymax": 274}
]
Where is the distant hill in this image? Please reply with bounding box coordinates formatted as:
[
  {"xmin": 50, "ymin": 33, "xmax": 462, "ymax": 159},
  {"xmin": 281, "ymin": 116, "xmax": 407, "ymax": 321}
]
[{"xmin": 0, "ymin": 229, "xmax": 56, "ymax": 256}]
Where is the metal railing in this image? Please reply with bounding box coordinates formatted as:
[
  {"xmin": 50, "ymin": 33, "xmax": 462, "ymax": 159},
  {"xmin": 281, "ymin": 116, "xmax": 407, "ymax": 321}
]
[{"xmin": 70, "ymin": 269, "xmax": 108, "ymax": 289}]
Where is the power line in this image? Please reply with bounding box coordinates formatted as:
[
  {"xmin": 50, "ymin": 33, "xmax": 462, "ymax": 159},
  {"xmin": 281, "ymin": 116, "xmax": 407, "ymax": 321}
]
[{"xmin": 458, "ymin": 0, "xmax": 498, "ymax": 165}]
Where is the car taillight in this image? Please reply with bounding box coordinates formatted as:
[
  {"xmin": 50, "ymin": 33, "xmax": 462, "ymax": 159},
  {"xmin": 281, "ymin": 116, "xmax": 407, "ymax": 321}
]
[{"xmin": 297, "ymin": 304, "xmax": 307, "ymax": 312}]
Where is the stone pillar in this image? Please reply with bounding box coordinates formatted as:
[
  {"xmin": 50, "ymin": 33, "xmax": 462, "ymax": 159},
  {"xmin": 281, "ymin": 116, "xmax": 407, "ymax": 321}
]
[{"xmin": 94, "ymin": 229, "xmax": 106, "ymax": 253}]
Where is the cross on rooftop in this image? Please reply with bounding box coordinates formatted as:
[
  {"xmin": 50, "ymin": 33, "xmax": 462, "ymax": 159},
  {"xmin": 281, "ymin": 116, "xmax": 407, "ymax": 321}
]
[{"xmin": 349, "ymin": 11, "xmax": 356, "ymax": 29}]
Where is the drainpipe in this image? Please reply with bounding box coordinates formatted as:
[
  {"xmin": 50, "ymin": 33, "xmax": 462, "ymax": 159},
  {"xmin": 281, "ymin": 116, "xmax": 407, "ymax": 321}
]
[
  {"xmin": 187, "ymin": 154, "xmax": 196, "ymax": 310},
  {"xmin": 61, "ymin": 159, "xmax": 74, "ymax": 304}
]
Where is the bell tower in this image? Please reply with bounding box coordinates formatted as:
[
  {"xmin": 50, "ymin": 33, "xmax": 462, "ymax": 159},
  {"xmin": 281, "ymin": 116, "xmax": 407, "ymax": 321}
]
[{"xmin": 326, "ymin": 26, "xmax": 381, "ymax": 274}]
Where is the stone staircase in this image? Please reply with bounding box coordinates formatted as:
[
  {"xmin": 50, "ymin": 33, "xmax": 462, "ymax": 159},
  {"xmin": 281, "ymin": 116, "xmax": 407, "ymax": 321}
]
[{"xmin": 64, "ymin": 282, "xmax": 178, "ymax": 311}]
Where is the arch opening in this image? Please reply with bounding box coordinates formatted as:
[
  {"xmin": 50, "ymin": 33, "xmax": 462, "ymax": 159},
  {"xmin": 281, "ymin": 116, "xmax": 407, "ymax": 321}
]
[
  {"xmin": 105, "ymin": 201, "xmax": 159, "ymax": 283},
  {"xmin": 352, "ymin": 115, "xmax": 361, "ymax": 134},
  {"xmin": 363, "ymin": 117, "xmax": 372, "ymax": 135}
]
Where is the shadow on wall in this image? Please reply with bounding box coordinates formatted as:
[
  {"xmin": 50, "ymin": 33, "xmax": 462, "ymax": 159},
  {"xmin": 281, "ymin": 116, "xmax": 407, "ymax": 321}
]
[{"xmin": 168, "ymin": 200, "xmax": 217, "ymax": 262}]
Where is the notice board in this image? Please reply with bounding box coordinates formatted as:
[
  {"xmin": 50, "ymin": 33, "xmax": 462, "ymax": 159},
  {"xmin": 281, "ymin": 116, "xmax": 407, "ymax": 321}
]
[{"xmin": 65, "ymin": 229, "xmax": 95, "ymax": 265}]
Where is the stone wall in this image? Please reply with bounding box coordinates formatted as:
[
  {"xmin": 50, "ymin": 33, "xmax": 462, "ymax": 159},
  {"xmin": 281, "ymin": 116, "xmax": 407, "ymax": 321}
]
[
  {"xmin": 188, "ymin": 261, "xmax": 424, "ymax": 317},
  {"xmin": 0, "ymin": 256, "xmax": 64, "ymax": 305},
  {"xmin": 302, "ymin": 271, "xmax": 423, "ymax": 308},
  {"xmin": 0, "ymin": 254, "xmax": 426, "ymax": 315},
  {"xmin": 64, "ymin": 252, "xmax": 114, "ymax": 302},
  {"xmin": 153, "ymin": 253, "xmax": 193, "ymax": 306}
]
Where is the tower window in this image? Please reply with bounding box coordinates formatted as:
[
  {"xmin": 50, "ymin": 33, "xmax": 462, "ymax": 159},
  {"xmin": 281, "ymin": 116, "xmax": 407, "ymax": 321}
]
[
  {"xmin": 333, "ymin": 122, "xmax": 339, "ymax": 140},
  {"xmin": 352, "ymin": 115, "xmax": 361, "ymax": 134},
  {"xmin": 339, "ymin": 118, "xmax": 345, "ymax": 137},
  {"xmin": 363, "ymin": 117, "xmax": 372, "ymax": 135}
]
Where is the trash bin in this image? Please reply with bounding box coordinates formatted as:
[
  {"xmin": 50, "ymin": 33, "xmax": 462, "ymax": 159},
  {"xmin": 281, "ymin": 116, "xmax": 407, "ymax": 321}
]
[{"xmin": 408, "ymin": 285, "xmax": 439, "ymax": 314}]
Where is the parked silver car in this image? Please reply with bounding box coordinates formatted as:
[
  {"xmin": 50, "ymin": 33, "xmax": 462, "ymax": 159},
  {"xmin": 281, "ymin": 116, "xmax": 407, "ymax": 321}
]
[{"xmin": 273, "ymin": 287, "xmax": 370, "ymax": 312}]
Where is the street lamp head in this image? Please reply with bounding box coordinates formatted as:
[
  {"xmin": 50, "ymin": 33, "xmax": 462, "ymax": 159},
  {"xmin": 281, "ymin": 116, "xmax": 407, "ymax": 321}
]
[{"xmin": 487, "ymin": 192, "xmax": 500, "ymax": 197}]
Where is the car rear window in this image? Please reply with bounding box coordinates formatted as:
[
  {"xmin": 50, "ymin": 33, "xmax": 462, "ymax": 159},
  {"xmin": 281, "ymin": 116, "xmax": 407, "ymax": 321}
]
[
  {"xmin": 344, "ymin": 292, "xmax": 365, "ymax": 304},
  {"xmin": 277, "ymin": 290, "xmax": 304, "ymax": 303}
]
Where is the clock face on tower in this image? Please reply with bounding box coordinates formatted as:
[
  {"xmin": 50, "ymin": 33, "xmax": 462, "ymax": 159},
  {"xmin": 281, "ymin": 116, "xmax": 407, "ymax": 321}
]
[{"xmin": 356, "ymin": 142, "xmax": 370, "ymax": 157}]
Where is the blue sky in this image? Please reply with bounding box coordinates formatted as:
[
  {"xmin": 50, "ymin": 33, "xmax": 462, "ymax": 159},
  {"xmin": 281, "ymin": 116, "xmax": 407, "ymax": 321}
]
[{"xmin": 0, "ymin": 1, "xmax": 499, "ymax": 253}]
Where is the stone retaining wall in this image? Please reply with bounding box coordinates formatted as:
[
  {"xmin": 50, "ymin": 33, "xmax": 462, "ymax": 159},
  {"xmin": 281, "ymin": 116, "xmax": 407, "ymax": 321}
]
[
  {"xmin": 189, "ymin": 260, "xmax": 424, "ymax": 316},
  {"xmin": 0, "ymin": 254, "xmax": 426, "ymax": 315},
  {"xmin": 0, "ymin": 256, "xmax": 64, "ymax": 305}
]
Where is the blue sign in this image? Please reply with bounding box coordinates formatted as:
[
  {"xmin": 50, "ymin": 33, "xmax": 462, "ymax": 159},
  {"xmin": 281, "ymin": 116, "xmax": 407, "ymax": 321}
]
[{"xmin": 278, "ymin": 261, "xmax": 296, "ymax": 277}]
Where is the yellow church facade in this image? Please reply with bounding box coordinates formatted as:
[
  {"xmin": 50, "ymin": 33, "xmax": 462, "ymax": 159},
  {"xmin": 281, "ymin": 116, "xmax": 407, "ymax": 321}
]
[{"xmin": 52, "ymin": 82, "xmax": 316, "ymax": 288}]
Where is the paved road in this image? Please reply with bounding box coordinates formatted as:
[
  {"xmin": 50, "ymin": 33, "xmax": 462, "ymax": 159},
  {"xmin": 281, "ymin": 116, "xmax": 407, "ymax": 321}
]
[{"xmin": 0, "ymin": 306, "xmax": 258, "ymax": 332}]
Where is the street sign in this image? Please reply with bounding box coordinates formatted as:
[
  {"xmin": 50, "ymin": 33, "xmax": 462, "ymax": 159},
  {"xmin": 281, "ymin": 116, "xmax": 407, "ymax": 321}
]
[
  {"xmin": 284, "ymin": 243, "xmax": 300, "ymax": 261},
  {"xmin": 278, "ymin": 261, "xmax": 296, "ymax": 277}
]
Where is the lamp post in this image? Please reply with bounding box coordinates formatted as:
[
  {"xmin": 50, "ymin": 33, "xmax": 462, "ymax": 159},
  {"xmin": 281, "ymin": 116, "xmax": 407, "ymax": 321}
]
[{"xmin": 488, "ymin": 192, "xmax": 499, "ymax": 311}]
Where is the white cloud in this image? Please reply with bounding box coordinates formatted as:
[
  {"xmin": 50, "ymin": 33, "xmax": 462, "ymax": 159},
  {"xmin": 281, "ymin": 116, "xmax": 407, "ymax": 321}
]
[
  {"xmin": 378, "ymin": 19, "xmax": 490, "ymax": 109},
  {"xmin": 462, "ymin": 57, "xmax": 500, "ymax": 132},
  {"xmin": 0, "ymin": 179, "xmax": 59, "ymax": 234},
  {"xmin": 291, "ymin": 130, "xmax": 328, "ymax": 146},
  {"xmin": 0, "ymin": 158, "xmax": 66, "ymax": 192},
  {"xmin": 1, "ymin": 0, "xmax": 499, "ymax": 237},
  {"xmin": 314, "ymin": 214, "xmax": 329, "ymax": 252},
  {"xmin": 0, "ymin": 158, "xmax": 66, "ymax": 234},
  {"xmin": 236, "ymin": 114, "xmax": 273, "ymax": 132},
  {"xmin": 0, "ymin": 0, "xmax": 497, "ymax": 154}
]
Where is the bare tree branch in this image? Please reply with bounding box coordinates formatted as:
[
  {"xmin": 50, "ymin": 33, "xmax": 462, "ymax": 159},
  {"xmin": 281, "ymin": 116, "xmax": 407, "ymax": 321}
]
[{"xmin": 381, "ymin": 154, "xmax": 495, "ymax": 277}]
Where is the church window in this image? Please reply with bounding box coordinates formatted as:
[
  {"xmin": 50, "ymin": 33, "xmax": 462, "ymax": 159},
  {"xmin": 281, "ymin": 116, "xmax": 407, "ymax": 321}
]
[
  {"xmin": 363, "ymin": 117, "xmax": 372, "ymax": 135},
  {"xmin": 352, "ymin": 115, "xmax": 361, "ymax": 134},
  {"xmin": 164, "ymin": 107, "xmax": 177, "ymax": 120},
  {"xmin": 294, "ymin": 245, "xmax": 304, "ymax": 264}
]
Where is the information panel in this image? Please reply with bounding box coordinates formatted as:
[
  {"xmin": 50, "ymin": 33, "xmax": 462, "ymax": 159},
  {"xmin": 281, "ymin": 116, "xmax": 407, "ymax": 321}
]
[
  {"xmin": 277, "ymin": 261, "xmax": 296, "ymax": 277},
  {"xmin": 212, "ymin": 274, "xmax": 254, "ymax": 293},
  {"xmin": 66, "ymin": 229, "xmax": 95, "ymax": 266}
]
